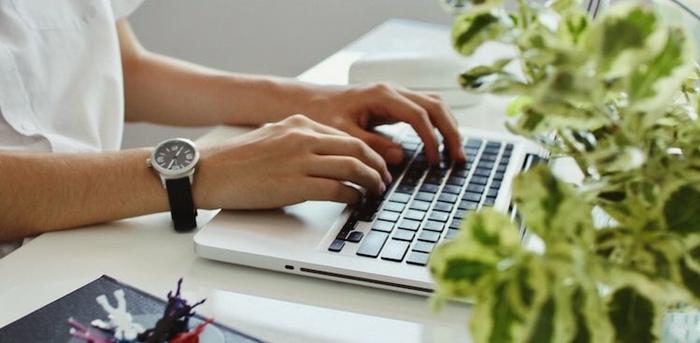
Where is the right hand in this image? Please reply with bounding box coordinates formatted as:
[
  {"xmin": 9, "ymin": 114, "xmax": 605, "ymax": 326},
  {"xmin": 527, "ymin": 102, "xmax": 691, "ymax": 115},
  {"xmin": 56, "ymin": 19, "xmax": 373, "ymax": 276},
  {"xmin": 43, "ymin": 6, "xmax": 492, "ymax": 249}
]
[{"xmin": 193, "ymin": 114, "xmax": 392, "ymax": 210}]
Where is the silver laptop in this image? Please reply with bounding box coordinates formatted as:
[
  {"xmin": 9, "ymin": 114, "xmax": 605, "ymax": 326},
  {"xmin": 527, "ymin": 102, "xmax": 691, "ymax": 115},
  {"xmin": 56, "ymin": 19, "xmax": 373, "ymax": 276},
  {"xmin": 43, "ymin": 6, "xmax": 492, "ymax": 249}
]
[{"xmin": 194, "ymin": 123, "xmax": 544, "ymax": 295}]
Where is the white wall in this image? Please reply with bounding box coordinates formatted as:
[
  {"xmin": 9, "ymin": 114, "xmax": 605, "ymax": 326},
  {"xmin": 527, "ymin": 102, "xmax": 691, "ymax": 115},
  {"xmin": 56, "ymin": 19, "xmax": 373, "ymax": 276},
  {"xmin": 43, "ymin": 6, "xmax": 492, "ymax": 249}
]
[{"xmin": 122, "ymin": 0, "xmax": 451, "ymax": 148}]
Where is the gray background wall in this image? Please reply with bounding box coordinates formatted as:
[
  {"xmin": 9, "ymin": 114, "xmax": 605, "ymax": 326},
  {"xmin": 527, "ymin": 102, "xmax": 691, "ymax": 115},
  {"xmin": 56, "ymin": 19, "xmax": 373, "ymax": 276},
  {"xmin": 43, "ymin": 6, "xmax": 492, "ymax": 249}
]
[{"xmin": 123, "ymin": 0, "xmax": 452, "ymax": 148}]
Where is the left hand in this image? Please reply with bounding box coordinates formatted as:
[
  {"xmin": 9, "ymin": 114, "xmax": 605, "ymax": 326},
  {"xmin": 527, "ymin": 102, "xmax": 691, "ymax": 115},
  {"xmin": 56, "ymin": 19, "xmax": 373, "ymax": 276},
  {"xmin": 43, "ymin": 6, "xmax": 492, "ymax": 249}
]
[{"xmin": 297, "ymin": 83, "xmax": 465, "ymax": 165}]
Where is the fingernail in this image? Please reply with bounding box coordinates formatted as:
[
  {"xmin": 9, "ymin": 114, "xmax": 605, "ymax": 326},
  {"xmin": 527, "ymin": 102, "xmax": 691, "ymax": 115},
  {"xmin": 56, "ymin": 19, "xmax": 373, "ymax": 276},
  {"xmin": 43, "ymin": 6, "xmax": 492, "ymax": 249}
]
[
  {"xmin": 379, "ymin": 183, "xmax": 386, "ymax": 194},
  {"xmin": 386, "ymin": 148, "xmax": 403, "ymax": 165}
]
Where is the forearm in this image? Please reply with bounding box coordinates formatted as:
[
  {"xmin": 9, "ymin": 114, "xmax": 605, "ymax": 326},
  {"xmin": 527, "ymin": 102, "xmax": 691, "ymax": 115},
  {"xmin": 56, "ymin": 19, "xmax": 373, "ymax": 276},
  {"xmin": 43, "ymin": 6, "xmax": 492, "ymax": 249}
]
[
  {"xmin": 123, "ymin": 51, "xmax": 313, "ymax": 126},
  {"xmin": 0, "ymin": 149, "xmax": 168, "ymax": 241}
]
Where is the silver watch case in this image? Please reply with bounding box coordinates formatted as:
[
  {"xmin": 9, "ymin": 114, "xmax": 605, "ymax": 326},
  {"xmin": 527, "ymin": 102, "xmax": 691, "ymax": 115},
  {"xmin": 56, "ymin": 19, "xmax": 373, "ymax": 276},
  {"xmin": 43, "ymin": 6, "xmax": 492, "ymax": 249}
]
[{"xmin": 147, "ymin": 138, "xmax": 201, "ymax": 188}]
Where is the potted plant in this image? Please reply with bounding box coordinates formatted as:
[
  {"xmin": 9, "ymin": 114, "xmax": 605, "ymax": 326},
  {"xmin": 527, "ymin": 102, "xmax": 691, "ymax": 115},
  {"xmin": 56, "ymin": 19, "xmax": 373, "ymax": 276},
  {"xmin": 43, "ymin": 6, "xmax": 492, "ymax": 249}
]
[{"xmin": 428, "ymin": 0, "xmax": 700, "ymax": 342}]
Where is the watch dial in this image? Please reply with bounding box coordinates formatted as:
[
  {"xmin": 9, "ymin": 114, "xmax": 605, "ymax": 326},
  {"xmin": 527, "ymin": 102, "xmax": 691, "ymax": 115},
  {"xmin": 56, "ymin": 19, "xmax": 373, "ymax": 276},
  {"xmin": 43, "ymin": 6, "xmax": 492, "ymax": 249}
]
[{"xmin": 155, "ymin": 141, "xmax": 196, "ymax": 171}]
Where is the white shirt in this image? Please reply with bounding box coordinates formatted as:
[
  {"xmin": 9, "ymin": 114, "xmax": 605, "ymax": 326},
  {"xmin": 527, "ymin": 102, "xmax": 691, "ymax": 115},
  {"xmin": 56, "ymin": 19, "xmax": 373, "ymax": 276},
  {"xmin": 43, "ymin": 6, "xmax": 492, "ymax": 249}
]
[{"xmin": 0, "ymin": 0, "xmax": 144, "ymax": 256}]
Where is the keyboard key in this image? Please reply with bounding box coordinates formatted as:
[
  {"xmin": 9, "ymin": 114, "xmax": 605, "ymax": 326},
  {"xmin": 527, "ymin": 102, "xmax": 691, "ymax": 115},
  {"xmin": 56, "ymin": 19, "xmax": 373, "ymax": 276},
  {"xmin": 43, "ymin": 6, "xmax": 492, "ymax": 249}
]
[
  {"xmin": 412, "ymin": 241, "xmax": 435, "ymax": 254},
  {"xmin": 383, "ymin": 201, "xmax": 405, "ymax": 213},
  {"xmin": 412, "ymin": 241, "xmax": 435, "ymax": 253},
  {"xmin": 425, "ymin": 175, "xmax": 443, "ymax": 184},
  {"xmin": 328, "ymin": 239, "xmax": 345, "ymax": 252},
  {"xmin": 420, "ymin": 184, "xmax": 440, "ymax": 193},
  {"xmin": 356, "ymin": 231, "xmax": 389, "ymax": 258},
  {"xmin": 505, "ymin": 143, "xmax": 514, "ymax": 152},
  {"xmin": 446, "ymin": 176, "xmax": 467, "ymax": 186},
  {"xmin": 393, "ymin": 229, "xmax": 415, "ymax": 241},
  {"xmin": 487, "ymin": 188, "xmax": 499, "ymax": 198},
  {"xmin": 429, "ymin": 211, "xmax": 450, "ymax": 222},
  {"xmin": 481, "ymin": 154, "xmax": 497, "ymax": 162},
  {"xmin": 356, "ymin": 199, "xmax": 381, "ymax": 221},
  {"xmin": 449, "ymin": 219, "xmax": 463, "ymax": 230},
  {"xmin": 414, "ymin": 192, "xmax": 434, "ymax": 202},
  {"xmin": 418, "ymin": 230, "xmax": 441, "ymax": 243},
  {"xmin": 406, "ymin": 251, "xmax": 430, "ymax": 266},
  {"xmin": 493, "ymin": 171, "xmax": 505, "ymax": 181},
  {"xmin": 466, "ymin": 184, "xmax": 485, "ymax": 194},
  {"xmin": 423, "ymin": 220, "xmax": 445, "ymax": 232},
  {"xmin": 372, "ymin": 220, "xmax": 394, "ymax": 233},
  {"xmin": 438, "ymin": 193, "xmax": 458, "ymax": 203},
  {"xmin": 445, "ymin": 229, "xmax": 460, "ymax": 240},
  {"xmin": 454, "ymin": 209, "xmax": 469, "ymax": 220},
  {"xmin": 496, "ymin": 165, "xmax": 507, "ymax": 173},
  {"xmin": 483, "ymin": 196, "xmax": 497, "ymax": 206},
  {"xmin": 464, "ymin": 138, "xmax": 482, "ymax": 149},
  {"xmin": 433, "ymin": 201, "xmax": 453, "ymax": 213},
  {"xmin": 442, "ymin": 185, "xmax": 462, "ymax": 194},
  {"xmin": 470, "ymin": 176, "xmax": 489, "ymax": 185},
  {"xmin": 381, "ymin": 240, "xmax": 410, "ymax": 262},
  {"xmin": 398, "ymin": 219, "xmax": 421, "ymax": 231},
  {"xmin": 451, "ymin": 168, "xmax": 469, "ymax": 178},
  {"xmin": 477, "ymin": 161, "xmax": 495, "ymax": 170},
  {"xmin": 396, "ymin": 184, "xmax": 415, "ymax": 194},
  {"xmin": 389, "ymin": 193, "xmax": 411, "ymax": 203},
  {"xmin": 490, "ymin": 180, "xmax": 502, "ymax": 189},
  {"xmin": 409, "ymin": 200, "xmax": 431, "ymax": 211},
  {"xmin": 485, "ymin": 141, "xmax": 501, "ymax": 149},
  {"xmin": 404, "ymin": 210, "xmax": 425, "ymax": 221},
  {"xmin": 462, "ymin": 192, "xmax": 482, "ymax": 202},
  {"xmin": 473, "ymin": 168, "xmax": 491, "ymax": 177},
  {"xmin": 378, "ymin": 211, "xmax": 400, "ymax": 222},
  {"xmin": 346, "ymin": 231, "xmax": 364, "ymax": 243},
  {"xmin": 459, "ymin": 200, "xmax": 479, "ymax": 210}
]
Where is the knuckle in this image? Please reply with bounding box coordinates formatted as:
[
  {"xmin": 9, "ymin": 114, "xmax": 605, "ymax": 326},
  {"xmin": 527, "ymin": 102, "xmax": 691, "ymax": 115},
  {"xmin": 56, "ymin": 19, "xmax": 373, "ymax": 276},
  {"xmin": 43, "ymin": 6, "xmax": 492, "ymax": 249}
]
[
  {"xmin": 426, "ymin": 92, "xmax": 443, "ymax": 102},
  {"xmin": 348, "ymin": 137, "xmax": 366, "ymax": 154},
  {"xmin": 370, "ymin": 82, "xmax": 393, "ymax": 94},
  {"xmin": 286, "ymin": 114, "xmax": 310, "ymax": 125}
]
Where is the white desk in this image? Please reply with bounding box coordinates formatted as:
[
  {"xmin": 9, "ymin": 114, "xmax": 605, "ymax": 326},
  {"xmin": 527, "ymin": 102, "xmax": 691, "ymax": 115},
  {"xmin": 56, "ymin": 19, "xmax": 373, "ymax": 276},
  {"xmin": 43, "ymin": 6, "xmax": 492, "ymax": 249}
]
[{"xmin": 0, "ymin": 19, "xmax": 514, "ymax": 343}]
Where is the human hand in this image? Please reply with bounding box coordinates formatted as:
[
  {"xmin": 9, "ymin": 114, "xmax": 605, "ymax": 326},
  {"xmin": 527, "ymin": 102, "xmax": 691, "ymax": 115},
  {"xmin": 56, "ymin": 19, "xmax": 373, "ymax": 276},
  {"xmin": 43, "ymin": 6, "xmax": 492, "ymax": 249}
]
[
  {"xmin": 297, "ymin": 83, "xmax": 465, "ymax": 165},
  {"xmin": 193, "ymin": 114, "xmax": 391, "ymax": 209}
]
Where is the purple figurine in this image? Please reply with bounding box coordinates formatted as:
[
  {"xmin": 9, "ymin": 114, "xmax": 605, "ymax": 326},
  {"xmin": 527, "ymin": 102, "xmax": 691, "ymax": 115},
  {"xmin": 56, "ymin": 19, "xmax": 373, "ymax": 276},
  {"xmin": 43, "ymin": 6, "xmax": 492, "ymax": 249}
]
[{"xmin": 137, "ymin": 278, "xmax": 205, "ymax": 343}]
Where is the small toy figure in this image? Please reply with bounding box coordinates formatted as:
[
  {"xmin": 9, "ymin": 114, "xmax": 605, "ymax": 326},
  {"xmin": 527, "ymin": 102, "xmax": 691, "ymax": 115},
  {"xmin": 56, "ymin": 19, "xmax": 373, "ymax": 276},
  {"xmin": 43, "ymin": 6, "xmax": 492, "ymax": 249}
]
[
  {"xmin": 68, "ymin": 317, "xmax": 116, "ymax": 343},
  {"xmin": 138, "ymin": 279, "xmax": 206, "ymax": 343},
  {"xmin": 168, "ymin": 318, "xmax": 213, "ymax": 343},
  {"xmin": 91, "ymin": 289, "xmax": 145, "ymax": 341}
]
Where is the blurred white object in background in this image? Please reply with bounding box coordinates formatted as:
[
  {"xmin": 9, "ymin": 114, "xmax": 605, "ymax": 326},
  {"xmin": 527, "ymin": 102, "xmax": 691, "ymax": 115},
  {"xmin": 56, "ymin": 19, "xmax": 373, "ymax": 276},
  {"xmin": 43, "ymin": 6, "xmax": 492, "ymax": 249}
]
[{"xmin": 348, "ymin": 52, "xmax": 481, "ymax": 108}]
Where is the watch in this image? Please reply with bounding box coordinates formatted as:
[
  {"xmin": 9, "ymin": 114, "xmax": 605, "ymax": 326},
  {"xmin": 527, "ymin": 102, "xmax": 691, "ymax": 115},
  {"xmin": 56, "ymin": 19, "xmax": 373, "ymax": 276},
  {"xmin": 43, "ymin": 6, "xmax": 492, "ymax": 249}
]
[{"xmin": 148, "ymin": 138, "xmax": 200, "ymax": 232}]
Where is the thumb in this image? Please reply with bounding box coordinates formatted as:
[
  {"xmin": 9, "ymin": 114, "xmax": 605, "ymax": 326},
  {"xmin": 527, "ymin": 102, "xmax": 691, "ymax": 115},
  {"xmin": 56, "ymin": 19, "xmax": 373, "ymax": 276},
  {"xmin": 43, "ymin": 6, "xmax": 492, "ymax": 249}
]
[{"xmin": 351, "ymin": 128, "xmax": 404, "ymax": 165}]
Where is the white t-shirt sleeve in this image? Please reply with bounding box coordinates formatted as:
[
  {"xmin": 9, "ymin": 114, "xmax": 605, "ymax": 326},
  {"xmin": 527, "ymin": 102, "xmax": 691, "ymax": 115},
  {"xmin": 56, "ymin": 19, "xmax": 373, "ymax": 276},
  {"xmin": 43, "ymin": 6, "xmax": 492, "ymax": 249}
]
[{"xmin": 111, "ymin": 0, "xmax": 146, "ymax": 19}]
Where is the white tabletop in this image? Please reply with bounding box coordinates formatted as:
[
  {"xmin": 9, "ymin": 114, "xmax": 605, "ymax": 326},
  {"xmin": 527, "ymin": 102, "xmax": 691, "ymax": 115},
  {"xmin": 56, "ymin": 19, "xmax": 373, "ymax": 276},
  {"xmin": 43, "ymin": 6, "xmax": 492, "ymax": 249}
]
[{"xmin": 0, "ymin": 19, "xmax": 515, "ymax": 343}]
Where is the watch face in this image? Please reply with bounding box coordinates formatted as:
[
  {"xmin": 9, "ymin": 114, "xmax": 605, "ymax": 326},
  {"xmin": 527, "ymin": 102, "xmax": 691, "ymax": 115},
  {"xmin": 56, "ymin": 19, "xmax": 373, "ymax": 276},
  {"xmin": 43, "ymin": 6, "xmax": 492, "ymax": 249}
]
[{"xmin": 153, "ymin": 139, "xmax": 198, "ymax": 174}]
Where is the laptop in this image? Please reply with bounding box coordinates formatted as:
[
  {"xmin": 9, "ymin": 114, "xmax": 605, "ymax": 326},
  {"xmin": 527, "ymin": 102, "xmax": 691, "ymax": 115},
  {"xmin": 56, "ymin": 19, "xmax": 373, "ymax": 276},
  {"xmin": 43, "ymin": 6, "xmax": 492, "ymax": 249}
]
[{"xmin": 194, "ymin": 122, "xmax": 545, "ymax": 295}]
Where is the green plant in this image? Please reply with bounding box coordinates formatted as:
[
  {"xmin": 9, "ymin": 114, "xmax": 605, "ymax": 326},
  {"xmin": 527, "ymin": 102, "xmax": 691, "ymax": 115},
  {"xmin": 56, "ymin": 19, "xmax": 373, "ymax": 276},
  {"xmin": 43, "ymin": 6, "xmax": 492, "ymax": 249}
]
[{"xmin": 428, "ymin": 1, "xmax": 700, "ymax": 342}]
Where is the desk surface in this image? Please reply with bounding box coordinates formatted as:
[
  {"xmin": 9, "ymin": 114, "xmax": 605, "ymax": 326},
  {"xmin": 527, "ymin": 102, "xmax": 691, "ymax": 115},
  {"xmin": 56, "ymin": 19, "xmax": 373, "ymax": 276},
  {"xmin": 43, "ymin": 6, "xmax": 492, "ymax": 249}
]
[{"xmin": 0, "ymin": 19, "xmax": 513, "ymax": 343}]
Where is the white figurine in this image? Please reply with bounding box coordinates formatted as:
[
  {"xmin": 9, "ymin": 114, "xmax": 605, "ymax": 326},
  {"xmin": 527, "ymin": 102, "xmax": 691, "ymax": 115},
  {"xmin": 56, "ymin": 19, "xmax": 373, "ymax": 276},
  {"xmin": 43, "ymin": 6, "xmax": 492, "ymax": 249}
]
[{"xmin": 91, "ymin": 289, "xmax": 145, "ymax": 340}]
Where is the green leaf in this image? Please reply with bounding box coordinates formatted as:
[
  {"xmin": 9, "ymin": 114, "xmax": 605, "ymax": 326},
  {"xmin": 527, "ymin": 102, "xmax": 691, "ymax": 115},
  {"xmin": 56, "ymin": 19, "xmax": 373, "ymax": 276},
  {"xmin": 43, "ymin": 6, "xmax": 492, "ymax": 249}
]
[
  {"xmin": 679, "ymin": 257, "xmax": 700, "ymax": 301},
  {"xmin": 512, "ymin": 165, "xmax": 593, "ymax": 243},
  {"xmin": 458, "ymin": 59, "xmax": 527, "ymax": 94},
  {"xmin": 590, "ymin": 4, "xmax": 658, "ymax": 74},
  {"xmin": 627, "ymin": 27, "xmax": 696, "ymax": 110},
  {"xmin": 452, "ymin": 9, "xmax": 511, "ymax": 57},
  {"xmin": 607, "ymin": 287, "xmax": 657, "ymax": 343},
  {"xmin": 664, "ymin": 185, "xmax": 700, "ymax": 235},
  {"xmin": 527, "ymin": 297, "xmax": 555, "ymax": 343}
]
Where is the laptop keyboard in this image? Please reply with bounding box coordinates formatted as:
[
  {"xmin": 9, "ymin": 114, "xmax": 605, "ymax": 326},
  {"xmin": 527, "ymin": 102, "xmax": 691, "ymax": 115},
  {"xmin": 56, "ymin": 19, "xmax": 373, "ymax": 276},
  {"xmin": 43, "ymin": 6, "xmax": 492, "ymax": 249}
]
[{"xmin": 328, "ymin": 133, "xmax": 514, "ymax": 266}]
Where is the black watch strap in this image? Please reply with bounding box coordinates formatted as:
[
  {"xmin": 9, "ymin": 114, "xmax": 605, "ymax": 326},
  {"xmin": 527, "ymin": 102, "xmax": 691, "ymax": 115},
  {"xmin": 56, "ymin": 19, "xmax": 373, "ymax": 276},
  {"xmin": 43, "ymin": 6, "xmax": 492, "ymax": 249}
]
[{"xmin": 165, "ymin": 177, "xmax": 197, "ymax": 232}]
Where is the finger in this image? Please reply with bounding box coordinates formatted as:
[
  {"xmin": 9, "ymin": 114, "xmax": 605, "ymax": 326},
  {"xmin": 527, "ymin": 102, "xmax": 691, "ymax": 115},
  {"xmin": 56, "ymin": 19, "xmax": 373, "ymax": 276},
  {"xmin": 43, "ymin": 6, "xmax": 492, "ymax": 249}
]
[
  {"xmin": 303, "ymin": 177, "xmax": 362, "ymax": 204},
  {"xmin": 399, "ymin": 90, "xmax": 465, "ymax": 162},
  {"xmin": 306, "ymin": 156, "xmax": 385, "ymax": 195},
  {"xmin": 346, "ymin": 127, "xmax": 405, "ymax": 165},
  {"xmin": 371, "ymin": 92, "xmax": 440, "ymax": 165},
  {"xmin": 312, "ymin": 134, "xmax": 391, "ymax": 183}
]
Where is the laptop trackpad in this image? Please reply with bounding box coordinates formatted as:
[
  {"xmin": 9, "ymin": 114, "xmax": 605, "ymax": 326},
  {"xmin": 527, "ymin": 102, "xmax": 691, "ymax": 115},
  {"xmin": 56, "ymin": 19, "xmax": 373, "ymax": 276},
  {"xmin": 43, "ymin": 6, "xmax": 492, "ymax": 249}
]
[{"xmin": 195, "ymin": 201, "xmax": 346, "ymax": 257}]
